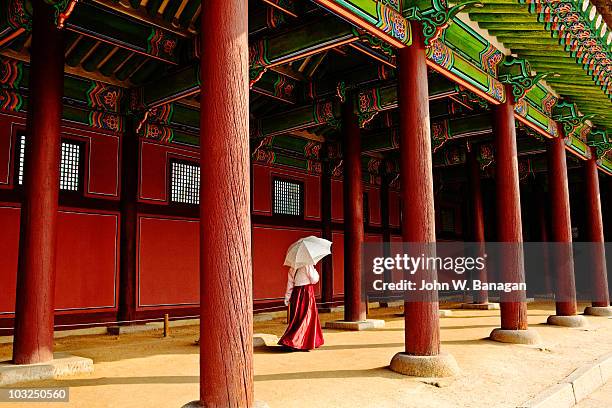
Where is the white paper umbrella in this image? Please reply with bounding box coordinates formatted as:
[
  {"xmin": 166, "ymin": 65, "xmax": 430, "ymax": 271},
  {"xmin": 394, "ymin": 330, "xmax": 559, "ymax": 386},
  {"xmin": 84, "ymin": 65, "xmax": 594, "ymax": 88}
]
[{"xmin": 284, "ymin": 236, "xmax": 332, "ymax": 269}]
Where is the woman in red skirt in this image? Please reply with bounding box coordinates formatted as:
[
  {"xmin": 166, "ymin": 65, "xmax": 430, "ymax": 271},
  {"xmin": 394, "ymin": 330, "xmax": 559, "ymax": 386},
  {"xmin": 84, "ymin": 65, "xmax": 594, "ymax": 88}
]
[{"xmin": 278, "ymin": 264, "xmax": 324, "ymax": 350}]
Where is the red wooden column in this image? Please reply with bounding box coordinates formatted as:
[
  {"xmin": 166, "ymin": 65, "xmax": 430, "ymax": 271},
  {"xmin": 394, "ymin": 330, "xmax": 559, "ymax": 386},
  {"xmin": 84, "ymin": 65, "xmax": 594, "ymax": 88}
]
[
  {"xmin": 583, "ymin": 154, "xmax": 612, "ymax": 316},
  {"xmin": 342, "ymin": 97, "xmax": 366, "ymax": 323},
  {"xmin": 489, "ymin": 85, "xmax": 539, "ymax": 344},
  {"xmin": 545, "ymin": 136, "xmax": 585, "ymax": 326},
  {"xmin": 320, "ymin": 143, "xmax": 335, "ymax": 312},
  {"xmin": 189, "ymin": 0, "xmax": 254, "ymax": 406},
  {"xmin": 12, "ymin": 0, "xmax": 64, "ymax": 365},
  {"xmin": 117, "ymin": 118, "xmax": 138, "ymax": 326},
  {"xmin": 389, "ymin": 22, "xmax": 458, "ymax": 377},
  {"xmin": 466, "ymin": 147, "xmax": 489, "ymax": 305}
]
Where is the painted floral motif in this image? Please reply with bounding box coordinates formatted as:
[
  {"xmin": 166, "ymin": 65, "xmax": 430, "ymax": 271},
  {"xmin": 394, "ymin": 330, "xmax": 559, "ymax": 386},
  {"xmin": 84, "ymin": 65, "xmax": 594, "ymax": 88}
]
[
  {"xmin": 431, "ymin": 120, "xmax": 450, "ymax": 152},
  {"xmin": 89, "ymin": 111, "xmax": 123, "ymax": 133},
  {"xmin": 147, "ymin": 28, "xmax": 178, "ymax": 60},
  {"xmin": 0, "ymin": 89, "xmax": 23, "ymax": 112},
  {"xmin": 479, "ymin": 44, "xmax": 503, "ymax": 77},
  {"xmin": 426, "ymin": 40, "xmax": 453, "ymax": 70},
  {"xmin": 376, "ymin": 3, "xmax": 409, "ymax": 45},
  {"xmin": 8, "ymin": 0, "xmax": 31, "ymax": 31},
  {"xmin": 0, "ymin": 58, "xmax": 22, "ymax": 88},
  {"xmin": 304, "ymin": 142, "xmax": 322, "ymax": 160},
  {"xmin": 86, "ymin": 82, "xmax": 123, "ymax": 113}
]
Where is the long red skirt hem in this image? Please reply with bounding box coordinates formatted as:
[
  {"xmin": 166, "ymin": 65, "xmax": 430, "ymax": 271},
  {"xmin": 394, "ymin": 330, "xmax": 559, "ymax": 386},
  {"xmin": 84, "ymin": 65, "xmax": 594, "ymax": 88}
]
[{"xmin": 278, "ymin": 284, "xmax": 324, "ymax": 350}]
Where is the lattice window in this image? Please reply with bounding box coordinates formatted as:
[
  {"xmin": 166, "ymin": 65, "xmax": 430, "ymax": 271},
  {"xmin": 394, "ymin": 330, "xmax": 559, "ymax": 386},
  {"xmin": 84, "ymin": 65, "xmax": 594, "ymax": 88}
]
[
  {"xmin": 17, "ymin": 134, "xmax": 25, "ymax": 185},
  {"xmin": 17, "ymin": 136, "xmax": 82, "ymax": 191},
  {"xmin": 273, "ymin": 178, "xmax": 303, "ymax": 216},
  {"xmin": 60, "ymin": 141, "xmax": 81, "ymax": 191},
  {"xmin": 170, "ymin": 160, "xmax": 200, "ymax": 205}
]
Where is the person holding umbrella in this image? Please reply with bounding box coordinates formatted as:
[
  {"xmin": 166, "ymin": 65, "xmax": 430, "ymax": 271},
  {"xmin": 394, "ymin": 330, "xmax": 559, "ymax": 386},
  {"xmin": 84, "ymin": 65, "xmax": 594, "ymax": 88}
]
[{"xmin": 279, "ymin": 236, "xmax": 331, "ymax": 350}]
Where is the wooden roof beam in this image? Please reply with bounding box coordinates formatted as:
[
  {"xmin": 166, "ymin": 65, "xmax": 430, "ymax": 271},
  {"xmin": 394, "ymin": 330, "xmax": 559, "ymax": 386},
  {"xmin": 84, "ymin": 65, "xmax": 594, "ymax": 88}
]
[
  {"xmin": 88, "ymin": 0, "xmax": 192, "ymax": 38},
  {"xmin": 138, "ymin": 64, "xmax": 301, "ymax": 108},
  {"xmin": 65, "ymin": 1, "xmax": 183, "ymax": 65},
  {"xmin": 140, "ymin": 18, "xmax": 360, "ymax": 107},
  {"xmin": 253, "ymin": 81, "xmax": 459, "ymax": 138}
]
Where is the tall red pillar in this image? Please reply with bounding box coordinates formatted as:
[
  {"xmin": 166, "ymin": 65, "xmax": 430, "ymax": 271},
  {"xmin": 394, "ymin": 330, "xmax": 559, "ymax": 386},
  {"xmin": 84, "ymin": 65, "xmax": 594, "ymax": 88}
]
[
  {"xmin": 467, "ymin": 148, "xmax": 489, "ymax": 305},
  {"xmin": 489, "ymin": 85, "xmax": 539, "ymax": 343},
  {"xmin": 342, "ymin": 98, "xmax": 366, "ymax": 323},
  {"xmin": 389, "ymin": 22, "xmax": 458, "ymax": 377},
  {"xmin": 118, "ymin": 118, "xmax": 138, "ymax": 326},
  {"xmin": 320, "ymin": 143, "xmax": 334, "ymax": 311},
  {"xmin": 545, "ymin": 136, "xmax": 584, "ymax": 326},
  {"xmin": 12, "ymin": 0, "xmax": 64, "ymax": 365},
  {"xmin": 192, "ymin": 0, "xmax": 254, "ymax": 406},
  {"xmin": 583, "ymin": 154, "xmax": 612, "ymax": 316}
]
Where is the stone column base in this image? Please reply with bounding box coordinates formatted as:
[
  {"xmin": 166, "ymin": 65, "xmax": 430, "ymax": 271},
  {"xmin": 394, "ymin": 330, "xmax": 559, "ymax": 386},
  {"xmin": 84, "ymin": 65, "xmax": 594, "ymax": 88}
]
[
  {"xmin": 182, "ymin": 400, "xmax": 269, "ymax": 408},
  {"xmin": 325, "ymin": 319, "xmax": 385, "ymax": 331},
  {"xmin": 489, "ymin": 328, "xmax": 541, "ymax": 345},
  {"xmin": 461, "ymin": 303, "xmax": 500, "ymax": 310},
  {"xmin": 0, "ymin": 353, "xmax": 93, "ymax": 386},
  {"xmin": 584, "ymin": 306, "xmax": 612, "ymax": 317},
  {"xmin": 389, "ymin": 352, "xmax": 460, "ymax": 377},
  {"xmin": 547, "ymin": 315, "xmax": 588, "ymax": 327}
]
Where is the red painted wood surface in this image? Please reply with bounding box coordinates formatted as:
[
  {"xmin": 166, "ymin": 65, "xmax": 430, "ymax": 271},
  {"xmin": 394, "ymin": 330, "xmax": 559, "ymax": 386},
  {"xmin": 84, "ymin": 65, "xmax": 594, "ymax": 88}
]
[
  {"xmin": 388, "ymin": 190, "xmax": 401, "ymax": 227},
  {"xmin": 398, "ymin": 22, "xmax": 440, "ymax": 356},
  {"xmin": 584, "ymin": 155, "xmax": 610, "ymax": 307},
  {"xmin": 85, "ymin": 133, "xmax": 120, "ymax": 198},
  {"xmin": 1, "ymin": 207, "xmax": 119, "ymax": 315},
  {"xmin": 331, "ymin": 178, "xmax": 344, "ymax": 221},
  {"xmin": 12, "ymin": 0, "xmax": 64, "ymax": 365},
  {"xmin": 252, "ymin": 226, "xmax": 322, "ymax": 301},
  {"xmin": 492, "ymin": 86, "xmax": 528, "ymax": 331},
  {"xmin": 138, "ymin": 140, "xmax": 199, "ymax": 204},
  {"xmin": 546, "ymin": 136, "xmax": 577, "ymax": 316},
  {"xmin": 0, "ymin": 117, "xmax": 18, "ymax": 189},
  {"xmin": 251, "ymin": 163, "xmax": 321, "ymax": 220},
  {"xmin": 342, "ymin": 97, "xmax": 366, "ymax": 322},
  {"xmin": 54, "ymin": 211, "xmax": 118, "ymax": 311},
  {"xmin": 0, "ymin": 206, "xmax": 20, "ymax": 314},
  {"xmin": 138, "ymin": 216, "xmax": 199, "ymax": 307},
  {"xmin": 364, "ymin": 185, "xmax": 382, "ymax": 226},
  {"xmin": 199, "ymin": 0, "xmax": 253, "ymax": 405},
  {"xmin": 332, "ymin": 231, "xmax": 345, "ymax": 295},
  {"xmin": 467, "ymin": 149, "xmax": 488, "ymax": 304}
]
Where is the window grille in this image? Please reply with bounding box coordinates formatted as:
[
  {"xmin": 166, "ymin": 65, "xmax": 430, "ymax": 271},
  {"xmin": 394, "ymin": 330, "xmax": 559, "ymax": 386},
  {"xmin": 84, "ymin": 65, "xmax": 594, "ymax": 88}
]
[
  {"xmin": 273, "ymin": 178, "xmax": 303, "ymax": 216},
  {"xmin": 170, "ymin": 160, "xmax": 200, "ymax": 205},
  {"xmin": 17, "ymin": 134, "xmax": 25, "ymax": 185},
  {"xmin": 60, "ymin": 141, "xmax": 81, "ymax": 191},
  {"xmin": 18, "ymin": 136, "xmax": 82, "ymax": 191}
]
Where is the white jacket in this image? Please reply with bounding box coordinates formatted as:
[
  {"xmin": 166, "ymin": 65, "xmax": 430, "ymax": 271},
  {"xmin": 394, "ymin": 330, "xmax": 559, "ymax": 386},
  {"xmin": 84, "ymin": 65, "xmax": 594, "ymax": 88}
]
[{"xmin": 284, "ymin": 265, "xmax": 319, "ymax": 306}]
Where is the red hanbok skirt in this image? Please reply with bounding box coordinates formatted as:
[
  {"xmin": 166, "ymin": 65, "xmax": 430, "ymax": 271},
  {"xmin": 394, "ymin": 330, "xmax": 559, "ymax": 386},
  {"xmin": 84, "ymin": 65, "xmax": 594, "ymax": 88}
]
[{"xmin": 278, "ymin": 284, "xmax": 324, "ymax": 350}]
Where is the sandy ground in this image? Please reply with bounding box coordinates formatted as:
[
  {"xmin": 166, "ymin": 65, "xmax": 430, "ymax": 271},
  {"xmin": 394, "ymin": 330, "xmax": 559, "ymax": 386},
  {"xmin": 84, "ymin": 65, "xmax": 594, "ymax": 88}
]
[{"xmin": 0, "ymin": 302, "xmax": 611, "ymax": 408}]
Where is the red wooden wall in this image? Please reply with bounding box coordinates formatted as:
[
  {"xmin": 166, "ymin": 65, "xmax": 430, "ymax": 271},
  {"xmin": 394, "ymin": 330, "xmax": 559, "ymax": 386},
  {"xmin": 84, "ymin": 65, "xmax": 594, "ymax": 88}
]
[
  {"xmin": 0, "ymin": 112, "xmax": 121, "ymax": 318},
  {"xmin": 0, "ymin": 109, "xmax": 397, "ymax": 327}
]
